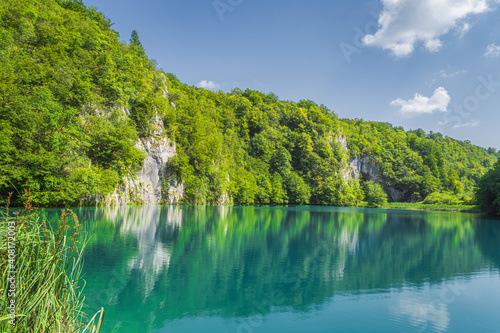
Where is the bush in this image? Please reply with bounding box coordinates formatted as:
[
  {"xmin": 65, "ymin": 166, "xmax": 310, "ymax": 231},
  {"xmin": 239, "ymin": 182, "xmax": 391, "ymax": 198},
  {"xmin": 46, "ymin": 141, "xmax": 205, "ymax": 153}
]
[
  {"xmin": 422, "ymin": 191, "xmax": 462, "ymax": 205},
  {"xmin": 363, "ymin": 181, "xmax": 388, "ymax": 208},
  {"xmin": 0, "ymin": 192, "xmax": 104, "ymax": 332}
]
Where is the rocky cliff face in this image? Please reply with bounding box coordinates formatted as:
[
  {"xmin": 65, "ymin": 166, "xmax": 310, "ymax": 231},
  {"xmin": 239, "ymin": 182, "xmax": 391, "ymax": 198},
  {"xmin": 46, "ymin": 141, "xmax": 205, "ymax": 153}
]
[
  {"xmin": 94, "ymin": 74, "xmax": 233, "ymax": 207},
  {"xmin": 336, "ymin": 136, "xmax": 407, "ymax": 202},
  {"xmin": 95, "ymin": 77, "xmax": 185, "ymax": 206},
  {"xmin": 346, "ymin": 156, "xmax": 382, "ymax": 183},
  {"xmin": 97, "ymin": 132, "xmax": 184, "ymax": 206}
]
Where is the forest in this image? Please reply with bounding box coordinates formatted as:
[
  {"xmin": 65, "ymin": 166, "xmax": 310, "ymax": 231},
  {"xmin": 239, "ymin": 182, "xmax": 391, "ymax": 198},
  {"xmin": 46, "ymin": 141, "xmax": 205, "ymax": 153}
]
[{"xmin": 0, "ymin": 0, "xmax": 498, "ymax": 213}]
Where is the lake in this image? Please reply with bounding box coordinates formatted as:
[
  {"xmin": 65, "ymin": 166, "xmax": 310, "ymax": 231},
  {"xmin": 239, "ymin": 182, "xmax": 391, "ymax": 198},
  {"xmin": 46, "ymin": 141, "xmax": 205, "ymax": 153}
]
[{"xmin": 43, "ymin": 205, "xmax": 500, "ymax": 333}]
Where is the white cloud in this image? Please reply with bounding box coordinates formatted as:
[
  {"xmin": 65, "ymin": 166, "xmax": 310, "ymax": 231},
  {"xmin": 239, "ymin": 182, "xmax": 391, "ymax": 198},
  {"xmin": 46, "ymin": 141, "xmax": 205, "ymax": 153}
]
[
  {"xmin": 391, "ymin": 87, "xmax": 451, "ymax": 116},
  {"xmin": 438, "ymin": 69, "xmax": 467, "ymax": 78},
  {"xmin": 196, "ymin": 80, "xmax": 220, "ymax": 90},
  {"xmin": 484, "ymin": 43, "xmax": 500, "ymax": 57},
  {"xmin": 457, "ymin": 22, "xmax": 471, "ymax": 37},
  {"xmin": 424, "ymin": 38, "xmax": 443, "ymax": 53},
  {"xmin": 453, "ymin": 120, "xmax": 480, "ymax": 128},
  {"xmin": 363, "ymin": 0, "xmax": 495, "ymax": 57},
  {"xmin": 432, "ymin": 69, "xmax": 467, "ymax": 84}
]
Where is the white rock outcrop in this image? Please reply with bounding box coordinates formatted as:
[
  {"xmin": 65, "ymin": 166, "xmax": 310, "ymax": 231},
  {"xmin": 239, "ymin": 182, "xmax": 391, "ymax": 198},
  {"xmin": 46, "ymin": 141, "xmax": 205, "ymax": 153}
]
[
  {"xmin": 97, "ymin": 134, "xmax": 184, "ymax": 206},
  {"xmin": 93, "ymin": 75, "xmax": 185, "ymax": 206},
  {"xmin": 336, "ymin": 136, "xmax": 407, "ymax": 202}
]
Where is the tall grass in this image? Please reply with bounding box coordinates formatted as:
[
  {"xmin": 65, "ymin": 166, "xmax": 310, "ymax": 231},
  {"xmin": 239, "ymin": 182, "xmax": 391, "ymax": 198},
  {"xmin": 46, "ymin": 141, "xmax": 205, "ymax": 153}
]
[{"xmin": 0, "ymin": 191, "xmax": 104, "ymax": 332}]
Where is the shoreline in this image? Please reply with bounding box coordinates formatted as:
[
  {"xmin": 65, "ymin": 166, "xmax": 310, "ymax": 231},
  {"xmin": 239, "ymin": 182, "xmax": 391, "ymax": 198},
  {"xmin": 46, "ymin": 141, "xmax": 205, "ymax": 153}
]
[
  {"xmin": 0, "ymin": 201, "xmax": 482, "ymax": 214},
  {"xmin": 380, "ymin": 202, "xmax": 480, "ymax": 213}
]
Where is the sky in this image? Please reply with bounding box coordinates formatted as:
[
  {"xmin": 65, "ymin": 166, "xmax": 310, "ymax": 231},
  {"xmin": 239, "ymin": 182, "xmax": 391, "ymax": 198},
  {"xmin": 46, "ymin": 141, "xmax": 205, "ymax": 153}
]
[{"xmin": 82, "ymin": 0, "xmax": 500, "ymax": 149}]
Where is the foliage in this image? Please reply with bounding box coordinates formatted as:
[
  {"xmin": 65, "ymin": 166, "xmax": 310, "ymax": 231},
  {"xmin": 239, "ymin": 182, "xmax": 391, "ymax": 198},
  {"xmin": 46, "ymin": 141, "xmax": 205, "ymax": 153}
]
[
  {"xmin": 0, "ymin": 192, "xmax": 104, "ymax": 332},
  {"xmin": 0, "ymin": 0, "xmax": 160, "ymax": 206},
  {"xmin": 164, "ymin": 73, "xmax": 350, "ymax": 206},
  {"xmin": 0, "ymin": 0, "xmax": 495, "ymax": 207},
  {"xmin": 363, "ymin": 181, "xmax": 387, "ymax": 207},
  {"xmin": 475, "ymin": 160, "xmax": 500, "ymax": 216},
  {"xmin": 422, "ymin": 191, "xmax": 462, "ymax": 205},
  {"xmin": 161, "ymin": 71, "xmax": 494, "ymax": 207},
  {"xmin": 284, "ymin": 172, "xmax": 311, "ymax": 205},
  {"xmin": 341, "ymin": 120, "xmax": 495, "ymax": 201},
  {"xmin": 384, "ymin": 202, "xmax": 480, "ymax": 213}
]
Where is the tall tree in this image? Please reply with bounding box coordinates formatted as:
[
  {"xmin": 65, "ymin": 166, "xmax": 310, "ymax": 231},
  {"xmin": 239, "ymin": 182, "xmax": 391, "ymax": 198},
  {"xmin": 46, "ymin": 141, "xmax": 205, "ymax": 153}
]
[
  {"xmin": 476, "ymin": 161, "xmax": 500, "ymax": 216},
  {"xmin": 130, "ymin": 30, "xmax": 145, "ymax": 56}
]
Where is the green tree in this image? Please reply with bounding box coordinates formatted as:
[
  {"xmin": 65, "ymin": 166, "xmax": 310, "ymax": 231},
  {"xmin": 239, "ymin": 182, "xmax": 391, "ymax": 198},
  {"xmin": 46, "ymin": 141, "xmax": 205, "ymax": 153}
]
[
  {"xmin": 130, "ymin": 29, "xmax": 145, "ymax": 56},
  {"xmin": 476, "ymin": 160, "xmax": 500, "ymax": 216},
  {"xmin": 255, "ymin": 174, "xmax": 272, "ymax": 204},
  {"xmin": 270, "ymin": 146, "xmax": 292, "ymax": 177},
  {"xmin": 250, "ymin": 133, "xmax": 272, "ymax": 164},
  {"xmin": 363, "ymin": 181, "xmax": 388, "ymax": 208},
  {"xmin": 269, "ymin": 173, "xmax": 286, "ymax": 204},
  {"xmin": 284, "ymin": 172, "xmax": 311, "ymax": 205},
  {"xmin": 312, "ymin": 177, "xmax": 339, "ymax": 206},
  {"xmin": 422, "ymin": 191, "xmax": 461, "ymax": 205},
  {"xmin": 86, "ymin": 115, "xmax": 144, "ymax": 176}
]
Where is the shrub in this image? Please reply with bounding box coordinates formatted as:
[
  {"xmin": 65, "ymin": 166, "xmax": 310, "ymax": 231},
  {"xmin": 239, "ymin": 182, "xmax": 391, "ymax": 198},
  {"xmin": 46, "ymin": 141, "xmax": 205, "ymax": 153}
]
[
  {"xmin": 422, "ymin": 191, "xmax": 462, "ymax": 205},
  {"xmin": 363, "ymin": 181, "xmax": 388, "ymax": 208},
  {"xmin": 0, "ymin": 192, "xmax": 104, "ymax": 332}
]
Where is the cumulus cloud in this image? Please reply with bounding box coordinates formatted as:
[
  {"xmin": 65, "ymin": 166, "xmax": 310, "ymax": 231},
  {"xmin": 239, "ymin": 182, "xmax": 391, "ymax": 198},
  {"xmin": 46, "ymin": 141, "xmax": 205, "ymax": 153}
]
[
  {"xmin": 196, "ymin": 80, "xmax": 221, "ymax": 90},
  {"xmin": 484, "ymin": 43, "xmax": 500, "ymax": 57},
  {"xmin": 363, "ymin": 0, "xmax": 494, "ymax": 57},
  {"xmin": 391, "ymin": 87, "xmax": 450, "ymax": 116}
]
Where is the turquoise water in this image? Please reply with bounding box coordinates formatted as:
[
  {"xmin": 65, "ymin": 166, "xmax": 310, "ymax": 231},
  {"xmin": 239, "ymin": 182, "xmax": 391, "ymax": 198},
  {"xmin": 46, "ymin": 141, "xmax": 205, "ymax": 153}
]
[{"xmin": 44, "ymin": 206, "xmax": 500, "ymax": 332}]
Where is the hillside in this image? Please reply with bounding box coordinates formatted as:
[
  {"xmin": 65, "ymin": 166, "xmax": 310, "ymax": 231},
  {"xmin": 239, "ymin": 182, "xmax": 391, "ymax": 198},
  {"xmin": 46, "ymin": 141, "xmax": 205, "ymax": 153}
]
[{"xmin": 0, "ymin": 0, "xmax": 496, "ymax": 207}]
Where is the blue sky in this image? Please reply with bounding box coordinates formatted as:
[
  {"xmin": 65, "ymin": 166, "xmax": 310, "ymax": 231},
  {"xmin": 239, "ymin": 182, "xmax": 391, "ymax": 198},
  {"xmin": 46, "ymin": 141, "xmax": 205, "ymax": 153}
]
[{"xmin": 83, "ymin": 0, "xmax": 500, "ymax": 149}]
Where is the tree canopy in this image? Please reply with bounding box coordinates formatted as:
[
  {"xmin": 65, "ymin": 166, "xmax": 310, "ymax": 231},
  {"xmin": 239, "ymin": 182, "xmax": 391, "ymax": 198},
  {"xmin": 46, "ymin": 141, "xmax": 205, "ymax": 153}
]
[
  {"xmin": 476, "ymin": 160, "xmax": 500, "ymax": 216},
  {"xmin": 0, "ymin": 0, "xmax": 496, "ymax": 207}
]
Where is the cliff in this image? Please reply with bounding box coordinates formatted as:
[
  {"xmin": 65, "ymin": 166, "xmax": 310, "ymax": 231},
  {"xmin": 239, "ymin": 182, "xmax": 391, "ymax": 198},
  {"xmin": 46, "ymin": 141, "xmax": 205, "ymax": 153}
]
[
  {"xmin": 98, "ymin": 135, "xmax": 183, "ymax": 206},
  {"xmin": 95, "ymin": 80, "xmax": 185, "ymax": 206},
  {"xmin": 337, "ymin": 136, "xmax": 410, "ymax": 202}
]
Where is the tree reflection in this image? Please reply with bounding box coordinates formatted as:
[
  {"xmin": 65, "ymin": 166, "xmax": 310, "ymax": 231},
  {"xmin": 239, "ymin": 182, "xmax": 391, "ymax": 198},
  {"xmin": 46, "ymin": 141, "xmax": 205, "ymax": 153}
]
[{"xmin": 42, "ymin": 206, "xmax": 499, "ymax": 332}]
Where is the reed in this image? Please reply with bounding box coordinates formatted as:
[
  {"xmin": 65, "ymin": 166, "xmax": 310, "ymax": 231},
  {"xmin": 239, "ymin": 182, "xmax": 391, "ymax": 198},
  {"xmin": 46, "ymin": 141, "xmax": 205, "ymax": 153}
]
[{"xmin": 0, "ymin": 191, "xmax": 104, "ymax": 332}]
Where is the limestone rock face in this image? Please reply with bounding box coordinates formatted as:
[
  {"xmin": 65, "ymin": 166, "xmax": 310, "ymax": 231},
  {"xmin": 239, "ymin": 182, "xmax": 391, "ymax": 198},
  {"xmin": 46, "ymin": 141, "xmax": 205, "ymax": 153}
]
[
  {"xmin": 336, "ymin": 136, "xmax": 381, "ymax": 184},
  {"xmin": 347, "ymin": 156, "xmax": 382, "ymax": 183},
  {"xmin": 133, "ymin": 136, "xmax": 178, "ymax": 204},
  {"xmin": 336, "ymin": 136, "xmax": 408, "ymax": 202},
  {"xmin": 97, "ymin": 134, "xmax": 184, "ymax": 206},
  {"xmin": 92, "ymin": 75, "xmax": 186, "ymax": 206}
]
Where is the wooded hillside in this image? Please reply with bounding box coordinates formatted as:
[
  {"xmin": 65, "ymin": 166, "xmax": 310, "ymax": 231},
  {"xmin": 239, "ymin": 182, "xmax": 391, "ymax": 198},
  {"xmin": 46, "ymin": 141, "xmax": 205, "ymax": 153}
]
[{"xmin": 0, "ymin": 0, "xmax": 496, "ymax": 207}]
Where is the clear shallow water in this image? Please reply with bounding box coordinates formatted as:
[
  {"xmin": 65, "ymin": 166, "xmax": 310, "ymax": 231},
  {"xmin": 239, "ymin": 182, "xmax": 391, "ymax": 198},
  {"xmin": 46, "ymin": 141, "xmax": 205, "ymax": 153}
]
[{"xmin": 43, "ymin": 206, "xmax": 500, "ymax": 333}]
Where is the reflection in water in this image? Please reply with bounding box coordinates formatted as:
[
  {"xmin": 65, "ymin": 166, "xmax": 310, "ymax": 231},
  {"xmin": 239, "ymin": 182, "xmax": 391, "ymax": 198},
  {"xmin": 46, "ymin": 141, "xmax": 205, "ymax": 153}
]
[
  {"xmin": 41, "ymin": 206, "xmax": 500, "ymax": 333},
  {"xmin": 399, "ymin": 298, "xmax": 450, "ymax": 332},
  {"xmin": 113, "ymin": 206, "xmax": 182, "ymax": 297}
]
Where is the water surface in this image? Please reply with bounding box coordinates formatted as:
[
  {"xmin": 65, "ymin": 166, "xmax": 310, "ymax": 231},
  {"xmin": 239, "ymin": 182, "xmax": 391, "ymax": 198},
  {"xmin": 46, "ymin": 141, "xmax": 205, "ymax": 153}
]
[{"xmin": 43, "ymin": 206, "xmax": 500, "ymax": 332}]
